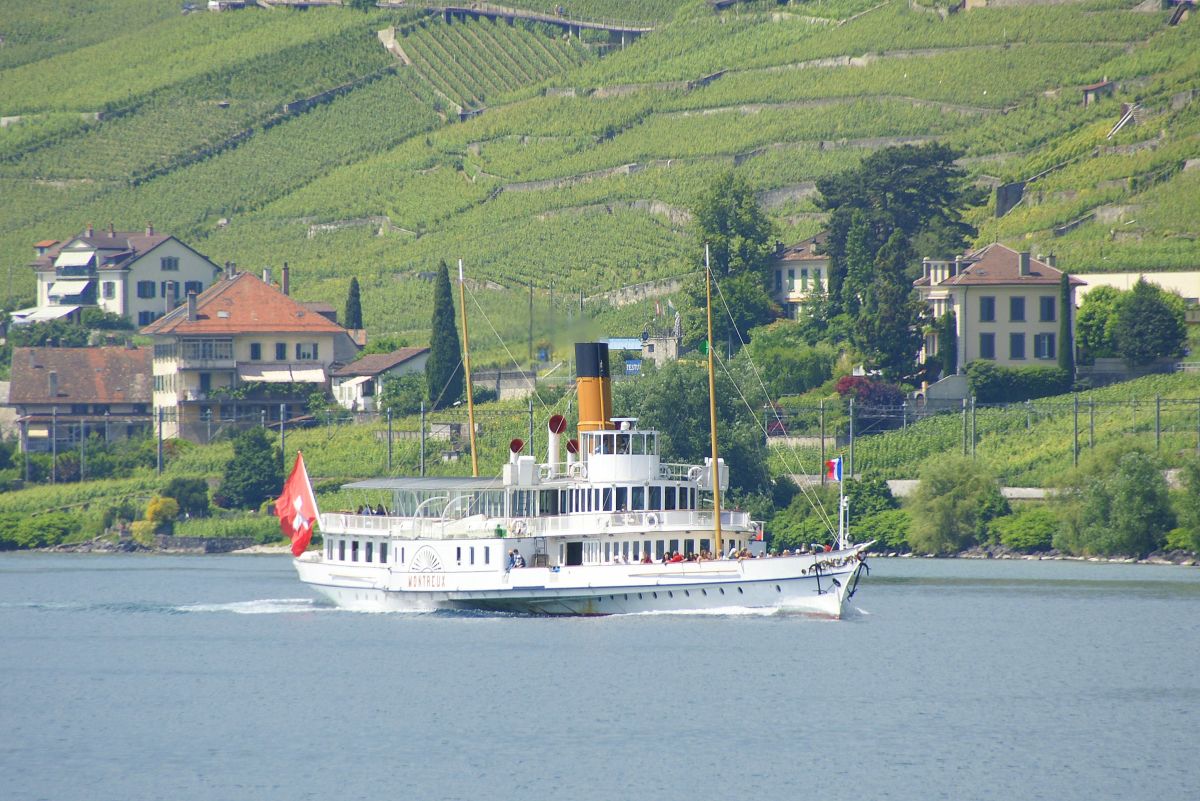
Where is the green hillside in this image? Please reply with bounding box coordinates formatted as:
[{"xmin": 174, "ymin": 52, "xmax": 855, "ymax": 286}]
[{"xmin": 2, "ymin": 0, "xmax": 1199, "ymax": 357}]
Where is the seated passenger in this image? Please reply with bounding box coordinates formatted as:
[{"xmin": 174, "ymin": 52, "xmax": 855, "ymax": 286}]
[
  {"xmin": 375, "ymin": 504, "xmax": 386, "ymax": 516},
  {"xmin": 513, "ymin": 552, "xmax": 526, "ymax": 568},
  {"xmin": 668, "ymin": 551, "xmax": 684, "ymax": 563},
  {"xmin": 640, "ymin": 552, "xmax": 653, "ymax": 564}
]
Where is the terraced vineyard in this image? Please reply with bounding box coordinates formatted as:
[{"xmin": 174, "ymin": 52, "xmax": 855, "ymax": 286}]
[
  {"xmin": 1, "ymin": 0, "xmax": 1199, "ymax": 352},
  {"xmin": 395, "ymin": 16, "xmax": 594, "ymax": 110}
]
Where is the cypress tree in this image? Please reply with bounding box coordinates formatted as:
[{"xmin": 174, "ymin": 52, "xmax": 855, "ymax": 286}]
[
  {"xmin": 344, "ymin": 277, "xmax": 363, "ymax": 330},
  {"xmin": 426, "ymin": 261, "xmax": 464, "ymax": 409},
  {"xmin": 1058, "ymin": 270, "xmax": 1074, "ymax": 378}
]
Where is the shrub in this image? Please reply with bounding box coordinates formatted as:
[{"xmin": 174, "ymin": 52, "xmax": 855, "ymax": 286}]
[
  {"xmin": 130, "ymin": 520, "xmax": 157, "ymax": 547},
  {"xmin": 965, "ymin": 360, "xmax": 1070, "ymax": 403},
  {"xmin": 989, "ymin": 506, "xmax": 1058, "ymax": 552},
  {"xmin": 854, "ymin": 508, "xmax": 910, "ymax": 552},
  {"xmin": 145, "ymin": 495, "xmax": 180, "ymax": 534},
  {"xmin": 835, "ymin": 375, "xmax": 906, "ymax": 408}
]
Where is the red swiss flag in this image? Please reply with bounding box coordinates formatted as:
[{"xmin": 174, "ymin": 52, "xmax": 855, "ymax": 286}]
[{"xmin": 276, "ymin": 452, "xmax": 319, "ymax": 556}]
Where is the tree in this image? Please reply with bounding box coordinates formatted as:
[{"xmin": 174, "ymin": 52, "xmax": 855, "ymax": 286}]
[
  {"xmin": 346, "ymin": 0, "xmax": 376, "ymax": 10},
  {"xmin": 216, "ymin": 427, "xmax": 282, "ymax": 509},
  {"xmin": 816, "ymin": 143, "xmax": 978, "ymax": 318},
  {"xmin": 378, "ymin": 373, "xmax": 426, "ymax": 417},
  {"xmin": 162, "ymin": 477, "xmax": 209, "ymax": 519},
  {"xmin": 1075, "ymin": 285, "xmax": 1121, "ymax": 360},
  {"xmin": 852, "ymin": 230, "xmax": 925, "ymax": 381},
  {"xmin": 426, "ymin": 261, "xmax": 464, "ymax": 409},
  {"xmin": 1112, "ymin": 278, "xmax": 1186, "ymax": 367},
  {"xmin": 683, "ymin": 170, "xmax": 777, "ymax": 348},
  {"xmin": 937, "ymin": 310, "xmax": 958, "ymax": 378},
  {"xmin": 1056, "ymin": 451, "xmax": 1172, "ymax": 557},
  {"xmin": 1170, "ymin": 456, "xmax": 1200, "ymax": 552},
  {"xmin": 344, "ymin": 276, "xmax": 363, "ymax": 330},
  {"xmin": 1058, "ymin": 270, "xmax": 1074, "ymax": 378},
  {"xmin": 906, "ymin": 455, "xmax": 1008, "ymax": 554}
]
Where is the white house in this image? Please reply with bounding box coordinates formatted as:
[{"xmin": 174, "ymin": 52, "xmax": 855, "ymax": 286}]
[
  {"xmin": 14, "ymin": 223, "xmax": 222, "ymax": 328},
  {"xmin": 771, "ymin": 233, "xmax": 829, "ymax": 319},
  {"xmin": 331, "ymin": 347, "xmax": 430, "ymax": 412}
]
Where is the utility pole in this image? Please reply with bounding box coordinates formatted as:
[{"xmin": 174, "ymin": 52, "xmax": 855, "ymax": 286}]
[
  {"xmin": 528, "ymin": 281, "xmax": 534, "ymax": 367},
  {"xmin": 279, "ymin": 403, "xmax": 286, "ymax": 474}
]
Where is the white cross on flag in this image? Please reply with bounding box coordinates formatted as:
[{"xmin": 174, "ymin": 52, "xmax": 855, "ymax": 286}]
[{"xmin": 275, "ymin": 452, "xmax": 320, "ymax": 556}]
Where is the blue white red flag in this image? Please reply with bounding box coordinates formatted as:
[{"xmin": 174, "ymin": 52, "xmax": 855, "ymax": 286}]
[{"xmin": 825, "ymin": 456, "xmax": 843, "ymax": 482}]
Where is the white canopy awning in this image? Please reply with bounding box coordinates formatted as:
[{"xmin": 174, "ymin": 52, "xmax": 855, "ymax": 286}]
[
  {"xmin": 54, "ymin": 250, "xmax": 95, "ymax": 268},
  {"xmin": 10, "ymin": 305, "xmax": 81, "ymax": 325},
  {"xmin": 48, "ymin": 279, "xmax": 92, "ymax": 297},
  {"xmin": 237, "ymin": 364, "xmax": 327, "ymax": 384},
  {"xmin": 334, "ymin": 375, "xmax": 372, "ymax": 390}
]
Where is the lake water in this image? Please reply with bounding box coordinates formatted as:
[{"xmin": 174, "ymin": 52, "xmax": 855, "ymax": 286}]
[{"xmin": 1, "ymin": 554, "xmax": 1197, "ymax": 801}]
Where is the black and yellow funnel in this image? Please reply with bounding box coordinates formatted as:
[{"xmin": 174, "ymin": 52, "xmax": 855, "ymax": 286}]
[{"xmin": 575, "ymin": 342, "xmax": 615, "ymax": 434}]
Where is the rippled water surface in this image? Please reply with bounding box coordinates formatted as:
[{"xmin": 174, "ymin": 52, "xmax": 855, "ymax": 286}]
[{"xmin": 1, "ymin": 554, "xmax": 1197, "ymax": 801}]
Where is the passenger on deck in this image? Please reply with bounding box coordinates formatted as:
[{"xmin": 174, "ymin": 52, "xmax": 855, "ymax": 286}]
[
  {"xmin": 375, "ymin": 504, "xmax": 386, "ymax": 516},
  {"xmin": 506, "ymin": 550, "xmax": 516, "ymax": 570},
  {"xmin": 513, "ymin": 552, "xmax": 526, "ymax": 568},
  {"xmin": 668, "ymin": 552, "xmax": 684, "ymax": 563},
  {"xmin": 640, "ymin": 552, "xmax": 653, "ymax": 564}
]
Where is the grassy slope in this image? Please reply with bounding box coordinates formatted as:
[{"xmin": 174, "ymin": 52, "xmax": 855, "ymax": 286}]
[{"xmin": 2, "ymin": 0, "xmax": 1200, "ymax": 517}]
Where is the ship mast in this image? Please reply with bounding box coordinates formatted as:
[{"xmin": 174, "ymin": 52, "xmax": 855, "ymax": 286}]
[
  {"xmin": 705, "ymin": 245, "xmax": 723, "ymax": 557},
  {"xmin": 458, "ymin": 259, "xmax": 479, "ymax": 477}
]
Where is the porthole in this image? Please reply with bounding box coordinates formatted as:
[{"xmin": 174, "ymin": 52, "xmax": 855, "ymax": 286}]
[{"xmin": 737, "ymin": 587, "xmax": 744, "ymax": 594}]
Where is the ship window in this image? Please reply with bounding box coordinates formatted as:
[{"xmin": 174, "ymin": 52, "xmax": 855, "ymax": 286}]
[
  {"xmin": 669, "ymin": 539, "xmax": 680, "ymax": 556},
  {"xmin": 665, "ymin": 487, "xmax": 677, "ymax": 510},
  {"xmin": 632, "ymin": 486, "xmax": 644, "ymax": 510},
  {"xmin": 602, "ymin": 487, "xmax": 613, "ymax": 511},
  {"xmin": 700, "ymin": 539, "xmax": 711, "ymax": 555},
  {"xmin": 684, "ymin": 539, "xmax": 695, "ymax": 557},
  {"xmin": 484, "ymin": 546, "xmax": 490, "ymax": 565},
  {"xmin": 604, "ymin": 543, "xmax": 610, "ymax": 562},
  {"xmin": 616, "ymin": 434, "xmax": 630, "ymax": 454},
  {"xmin": 470, "ymin": 546, "xmax": 475, "ymax": 565},
  {"xmin": 380, "ymin": 543, "xmax": 388, "ymax": 564},
  {"xmin": 351, "ymin": 541, "xmax": 359, "ymax": 562},
  {"xmin": 656, "ymin": 540, "xmax": 665, "ymax": 559},
  {"xmin": 622, "ymin": 542, "xmax": 630, "ymax": 560},
  {"xmin": 644, "ymin": 540, "xmax": 652, "ymax": 559},
  {"xmin": 366, "ymin": 542, "xmax": 373, "ymax": 563},
  {"xmin": 646, "ymin": 433, "xmax": 656, "ymax": 454},
  {"xmin": 400, "ymin": 547, "xmax": 405, "ymax": 564},
  {"xmin": 632, "ymin": 541, "xmax": 640, "ymax": 561},
  {"xmin": 456, "ymin": 546, "xmax": 462, "ymax": 564},
  {"xmin": 650, "ymin": 486, "xmax": 662, "ymax": 510},
  {"xmin": 326, "ymin": 540, "xmax": 332, "ymax": 560},
  {"xmin": 338, "ymin": 540, "xmax": 345, "ymax": 561},
  {"xmin": 632, "ymin": 435, "xmax": 645, "ymax": 455},
  {"xmin": 615, "ymin": 486, "xmax": 627, "ymax": 511}
]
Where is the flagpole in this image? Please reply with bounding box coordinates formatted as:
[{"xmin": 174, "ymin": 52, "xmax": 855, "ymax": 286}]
[
  {"xmin": 704, "ymin": 244, "xmax": 722, "ymax": 558},
  {"xmin": 459, "ymin": 259, "xmax": 479, "ymax": 478},
  {"xmin": 838, "ymin": 457, "xmax": 847, "ymax": 550}
]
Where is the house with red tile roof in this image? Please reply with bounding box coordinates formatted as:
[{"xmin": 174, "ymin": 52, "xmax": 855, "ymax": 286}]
[
  {"xmin": 141, "ymin": 268, "xmax": 359, "ymax": 441},
  {"xmin": 7, "ymin": 346, "xmax": 153, "ymax": 454},
  {"xmin": 915, "ymin": 243, "xmax": 1085, "ymax": 375},
  {"xmin": 13, "ymin": 223, "xmax": 222, "ymax": 328},
  {"xmin": 331, "ymin": 347, "xmax": 430, "ymax": 412}
]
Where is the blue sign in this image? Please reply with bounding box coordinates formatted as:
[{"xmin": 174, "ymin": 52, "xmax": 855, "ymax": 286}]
[{"xmin": 624, "ymin": 359, "xmax": 642, "ymax": 375}]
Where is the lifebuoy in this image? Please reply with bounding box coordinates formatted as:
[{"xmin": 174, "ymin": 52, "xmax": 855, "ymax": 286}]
[
  {"xmin": 646, "ymin": 513, "xmax": 658, "ymax": 526},
  {"xmin": 687, "ymin": 466, "xmax": 703, "ymax": 482},
  {"xmin": 624, "ymin": 513, "xmax": 638, "ymax": 526}
]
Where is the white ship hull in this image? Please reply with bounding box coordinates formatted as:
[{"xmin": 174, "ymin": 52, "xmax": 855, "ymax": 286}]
[{"xmin": 295, "ymin": 547, "xmax": 867, "ymax": 618}]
